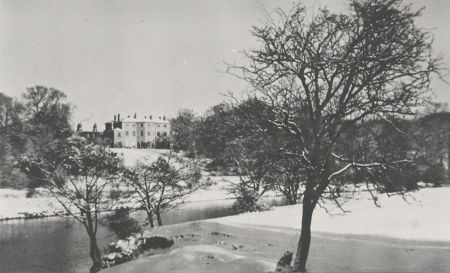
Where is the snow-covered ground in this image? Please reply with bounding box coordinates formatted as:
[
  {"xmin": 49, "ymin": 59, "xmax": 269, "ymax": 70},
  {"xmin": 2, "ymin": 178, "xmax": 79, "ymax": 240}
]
[
  {"xmin": 0, "ymin": 188, "xmax": 62, "ymax": 219},
  {"xmin": 209, "ymin": 186, "xmax": 450, "ymax": 242},
  {"xmin": 109, "ymin": 148, "xmax": 169, "ymax": 166}
]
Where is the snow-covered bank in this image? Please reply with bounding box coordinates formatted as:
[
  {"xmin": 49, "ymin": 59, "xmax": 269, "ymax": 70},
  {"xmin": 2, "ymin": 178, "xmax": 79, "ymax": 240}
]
[
  {"xmin": 0, "ymin": 176, "xmax": 236, "ymax": 220},
  {"xmin": 0, "ymin": 189, "xmax": 61, "ymax": 220},
  {"xmin": 104, "ymin": 218, "xmax": 450, "ymax": 273},
  {"xmin": 209, "ymin": 187, "xmax": 450, "ymax": 242}
]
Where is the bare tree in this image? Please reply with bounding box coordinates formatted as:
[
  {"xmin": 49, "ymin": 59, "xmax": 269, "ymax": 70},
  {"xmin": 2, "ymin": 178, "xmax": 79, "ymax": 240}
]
[
  {"xmin": 227, "ymin": 136, "xmax": 277, "ymax": 196},
  {"xmin": 18, "ymin": 137, "xmax": 122, "ymax": 273},
  {"xmin": 230, "ymin": 0, "xmax": 443, "ymax": 271},
  {"xmin": 270, "ymin": 156, "xmax": 305, "ymax": 205},
  {"xmin": 124, "ymin": 153, "xmax": 202, "ymax": 227}
]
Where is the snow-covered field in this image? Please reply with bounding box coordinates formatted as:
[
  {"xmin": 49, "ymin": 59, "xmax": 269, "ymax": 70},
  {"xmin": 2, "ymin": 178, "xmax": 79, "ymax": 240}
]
[
  {"xmin": 0, "ymin": 188, "xmax": 61, "ymax": 219},
  {"xmin": 109, "ymin": 148, "xmax": 170, "ymax": 166},
  {"xmin": 210, "ymin": 187, "xmax": 450, "ymax": 242}
]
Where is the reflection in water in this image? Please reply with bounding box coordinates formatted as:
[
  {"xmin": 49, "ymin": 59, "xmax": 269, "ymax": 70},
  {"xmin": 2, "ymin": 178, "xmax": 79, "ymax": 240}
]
[{"xmin": 0, "ymin": 198, "xmax": 286, "ymax": 273}]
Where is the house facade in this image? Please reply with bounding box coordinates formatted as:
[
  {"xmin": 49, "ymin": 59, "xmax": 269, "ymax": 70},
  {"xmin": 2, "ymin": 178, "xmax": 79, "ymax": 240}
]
[{"xmin": 107, "ymin": 114, "xmax": 170, "ymax": 148}]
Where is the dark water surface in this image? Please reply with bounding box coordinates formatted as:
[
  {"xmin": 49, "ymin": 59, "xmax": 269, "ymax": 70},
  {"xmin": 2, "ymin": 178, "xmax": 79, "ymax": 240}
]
[{"xmin": 0, "ymin": 198, "xmax": 286, "ymax": 273}]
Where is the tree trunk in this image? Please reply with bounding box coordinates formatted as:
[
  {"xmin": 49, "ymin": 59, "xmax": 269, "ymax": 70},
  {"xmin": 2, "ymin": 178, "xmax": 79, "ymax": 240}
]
[
  {"xmin": 447, "ymin": 134, "xmax": 450, "ymax": 184},
  {"xmin": 88, "ymin": 231, "xmax": 103, "ymax": 273},
  {"xmin": 146, "ymin": 210, "xmax": 155, "ymax": 228},
  {"xmin": 156, "ymin": 211, "xmax": 163, "ymax": 226},
  {"xmin": 292, "ymin": 191, "xmax": 315, "ymax": 272}
]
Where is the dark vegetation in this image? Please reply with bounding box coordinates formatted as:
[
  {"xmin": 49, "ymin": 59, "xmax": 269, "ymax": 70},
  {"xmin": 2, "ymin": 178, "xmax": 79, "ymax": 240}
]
[
  {"xmin": 107, "ymin": 207, "xmax": 142, "ymax": 240},
  {"xmin": 0, "ymin": 86, "xmax": 72, "ymax": 190},
  {"xmin": 103, "ymin": 235, "xmax": 174, "ymax": 268}
]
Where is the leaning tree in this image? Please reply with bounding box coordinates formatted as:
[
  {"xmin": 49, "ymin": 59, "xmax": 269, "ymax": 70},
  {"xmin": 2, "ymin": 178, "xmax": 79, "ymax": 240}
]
[{"xmin": 230, "ymin": 0, "xmax": 443, "ymax": 271}]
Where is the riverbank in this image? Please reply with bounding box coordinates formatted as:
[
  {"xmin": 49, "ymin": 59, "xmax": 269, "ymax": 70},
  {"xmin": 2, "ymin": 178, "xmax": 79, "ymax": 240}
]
[
  {"xmin": 103, "ymin": 221, "xmax": 450, "ymax": 273},
  {"xmin": 103, "ymin": 186, "xmax": 450, "ymax": 272},
  {"xmin": 0, "ymin": 175, "xmax": 240, "ymax": 221}
]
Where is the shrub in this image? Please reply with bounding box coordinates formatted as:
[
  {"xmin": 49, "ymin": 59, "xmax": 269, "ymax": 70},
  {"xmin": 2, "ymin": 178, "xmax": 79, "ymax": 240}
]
[
  {"xmin": 422, "ymin": 164, "xmax": 445, "ymax": 187},
  {"xmin": 102, "ymin": 235, "xmax": 174, "ymax": 268},
  {"xmin": 232, "ymin": 186, "xmax": 270, "ymax": 213},
  {"xmin": 107, "ymin": 207, "xmax": 142, "ymax": 239},
  {"xmin": 140, "ymin": 236, "xmax": 174, "ymax": 251}
]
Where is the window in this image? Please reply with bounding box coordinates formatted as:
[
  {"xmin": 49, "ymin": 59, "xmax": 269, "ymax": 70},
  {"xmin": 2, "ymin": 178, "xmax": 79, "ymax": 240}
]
[
  {"xmin": 141, "ymin": 124, "xmax": 143, "ymax": 127},
  {"xmin": 132, "ymin": 124, "xmax": 135, "ymax": 127},
  {"xmin": 163, "ymin": 125, "xmax": 167, "ymax": 128},
  {"xmin": 141, "ymin": 131, "xmax": 144, "ymax": 136},
  {"xmin": 163, "ymin": 132, "xmax": 167, "ymax": 137},
  {"xmin": 117, "ymin": 133, "xmax": 121, "ymax": 137},
  {"xmin": 132, "ymin": 131, "xmax": 136, "ymax": 136},
  {"xmin": 157, "ymin": 124, "xmax": 160, "ymax": 128},
  {"xmin": 147, "ymin": 132, "xmax": 150, "ymax": 136},
  {"xmin": 157, "ymin": 132, "xmax": 160, "ymax": 137},
  {"xmin": 125, "ymin": 131, "xmax": 129, "ymax": 136}
]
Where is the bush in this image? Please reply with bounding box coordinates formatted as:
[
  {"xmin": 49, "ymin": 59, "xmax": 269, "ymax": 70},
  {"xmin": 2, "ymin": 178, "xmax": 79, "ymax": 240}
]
[
  {"xmin": 140, "ymin": 236, "xmax": 174, "ymax": 251},
  {"xmin": 107, "ymin": 207, "xmax": 142, "ymax": 239},
  {"xmin": 232, "ymin": 186, "xmax": 270, "ymax": 213},
  {"xmin": 380, "ymin": 165, "xmax": 419, "ymax": 193},
  {"xmin": 102, "ymin": 235, "xmax": 174, "ymax": 268},
  {"xmin": 103, "ymin": 238, "xmax": 140, "ymax": 268},
  {"xmin": 422, "ymin": 164, "xmax": 445, "ymax": 187}
]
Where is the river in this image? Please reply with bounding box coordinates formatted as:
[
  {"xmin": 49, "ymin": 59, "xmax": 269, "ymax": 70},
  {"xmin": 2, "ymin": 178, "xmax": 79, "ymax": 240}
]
[{"xmin": 0, "ymin": 198, "xmax": 286, "ymax": 273}]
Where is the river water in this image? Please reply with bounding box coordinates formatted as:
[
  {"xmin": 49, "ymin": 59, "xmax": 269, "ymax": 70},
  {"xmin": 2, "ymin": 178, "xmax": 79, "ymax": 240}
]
[{"xmin": 0, "ymin": 198, "xmax": 285, "ymax": 273}]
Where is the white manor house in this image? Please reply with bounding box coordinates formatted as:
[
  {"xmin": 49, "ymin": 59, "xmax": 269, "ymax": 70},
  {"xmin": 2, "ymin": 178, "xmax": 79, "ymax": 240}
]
[{"xmin": 104, "ymin": 113, "xmax": 170, "ymax": 148}]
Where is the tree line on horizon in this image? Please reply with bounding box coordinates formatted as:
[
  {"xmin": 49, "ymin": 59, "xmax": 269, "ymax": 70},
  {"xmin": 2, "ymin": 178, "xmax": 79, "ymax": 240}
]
[
  {"xmin": 171, "ymin": 100, "xmax": 449, "ymax": 192},
  {"xmin": 0, "ymin": 86, "xmax": 73, "ymax": 190}
]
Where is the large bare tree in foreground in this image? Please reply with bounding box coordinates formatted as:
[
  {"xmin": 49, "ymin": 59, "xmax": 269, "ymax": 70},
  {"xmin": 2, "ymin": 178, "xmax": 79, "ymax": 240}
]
[{"xmin": 230, "ymin": 0, "xmax": 443, "ymax": 271}]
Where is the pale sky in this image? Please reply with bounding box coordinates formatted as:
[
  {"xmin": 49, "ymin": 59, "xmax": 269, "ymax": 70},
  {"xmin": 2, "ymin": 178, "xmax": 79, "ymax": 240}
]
[{"xmin": 0, "ymin": 0, "xmax": 449, "ymax": 130}]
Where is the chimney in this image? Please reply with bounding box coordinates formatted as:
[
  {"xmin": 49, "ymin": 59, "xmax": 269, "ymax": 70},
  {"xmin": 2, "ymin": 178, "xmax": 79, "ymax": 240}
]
[
  {"xmin": 117, "ymin": 114, "xmax": 121, "ymax": 122},
  {"xmin": 144, "ymin": 116, "xmax": 147, "ymax": 119},
  {"xmin": 114, "ymin": 115, "xmax": 116, "ymax": 123},
  {"xmin": 76, "ymin": 123, "xmax": 82, "ymax": 132},
  {"xmin": 163, "ymin": 116, "xmax": 166, "ymax": 120},
  {"xmin": 93, "ymin": 123, "xmax": 98, "ymax": 132},
  {"xmin": 134, "ymin": 113, "xmax": 137, "ymax": 119},
  {"xmin": 158, "ymin": 116, "xmax": 161, "ymax": 120},
  {"xmin": 150, "ymin": 115, "xmax": 152, "ymax": 120}
]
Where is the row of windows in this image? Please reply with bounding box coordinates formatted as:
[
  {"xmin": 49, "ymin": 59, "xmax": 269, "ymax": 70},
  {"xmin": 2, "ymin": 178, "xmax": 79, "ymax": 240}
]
[
  {"xmin": 123, "ymin": 123, "xmax": 168, "ymax": 128},
  {"xmin": 116, "ymin": 131, "xmax": 167, "ymax": 137}
]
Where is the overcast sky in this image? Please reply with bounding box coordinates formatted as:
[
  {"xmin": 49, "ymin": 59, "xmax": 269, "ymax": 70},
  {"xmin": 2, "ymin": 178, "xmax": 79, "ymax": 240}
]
[{"xmin": 1, "ymin": 0, "xmax": 449, "ymax": 129}]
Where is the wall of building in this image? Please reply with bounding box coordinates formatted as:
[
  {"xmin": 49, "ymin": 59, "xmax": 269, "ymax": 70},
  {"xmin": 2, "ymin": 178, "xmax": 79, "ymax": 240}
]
[{"xmin": 112, "ymin": 117, "xmax": 170, "ymax": 148}]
